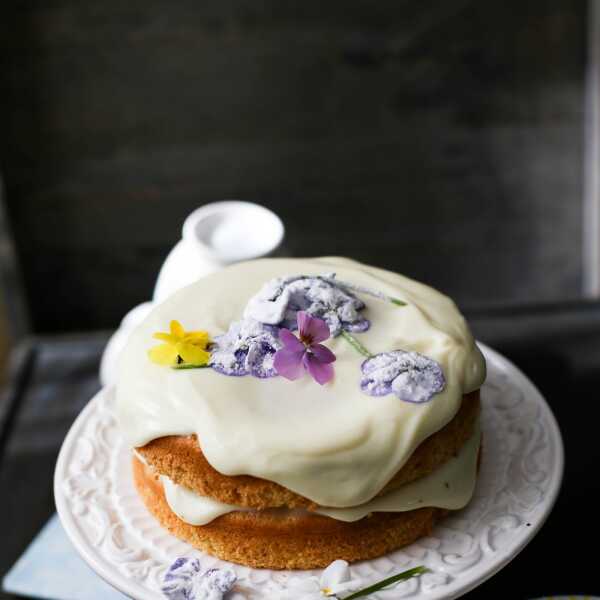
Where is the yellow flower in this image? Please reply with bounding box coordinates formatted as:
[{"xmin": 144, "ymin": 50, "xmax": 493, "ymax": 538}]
[{"xmin": 148, "ymin": 320, "xmax": 211, "ymax": 367}]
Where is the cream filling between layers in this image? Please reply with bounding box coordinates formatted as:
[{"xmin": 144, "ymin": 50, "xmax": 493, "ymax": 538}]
[
  {"xmin": 118, "ymin": 257, "xmax": 486, "ymax": 508},
  {"xmin": 160, "ymin": 423, "xmax": 481, "ymax": 526}
]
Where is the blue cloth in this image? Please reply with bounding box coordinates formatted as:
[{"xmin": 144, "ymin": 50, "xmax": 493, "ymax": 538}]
[{"xmin": 3, "ymin": 514, "xmax": 127, "ymax": 600}]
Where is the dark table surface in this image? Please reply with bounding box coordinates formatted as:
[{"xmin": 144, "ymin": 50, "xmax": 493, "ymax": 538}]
[{"xmin": 1, "ymin": 302, "xmax": 599, "ymax": 600}]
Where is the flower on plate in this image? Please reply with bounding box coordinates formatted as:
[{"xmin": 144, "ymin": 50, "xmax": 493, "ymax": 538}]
[
  {"xmin": 161, "ymin": 557, "xmax": 236, "ymax": 600},
  {"xmin": 244, "ymin": 274, "xmax": 369, "ymax": 336},
  {"xmin": 280, "ymin": 560, "xmax": 363, "ymax": 600},
  {"xmin": 360, "ymin": 350, "xmax": 445, "ymax": 403},
  {"xmin": 209, "ymin": 318, "xmax": 282, "ymax": 378},
  {"xmin": 273, "ymin": 311, "xmax": 336, "ymax": 385},
  {"xmin": 149, "ymin": 320, "xmax": 211, "ymax": 367}
]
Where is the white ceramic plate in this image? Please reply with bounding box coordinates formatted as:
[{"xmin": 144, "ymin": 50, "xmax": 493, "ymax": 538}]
[{"xmin": 54, "ymin": 344, "xmax": 563, "ymax": 600}]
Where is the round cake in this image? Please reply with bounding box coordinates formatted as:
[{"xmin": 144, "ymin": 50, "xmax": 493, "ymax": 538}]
[{"xmin": 117, "ymin": 257, "xmax": 486, "ymax": 569}]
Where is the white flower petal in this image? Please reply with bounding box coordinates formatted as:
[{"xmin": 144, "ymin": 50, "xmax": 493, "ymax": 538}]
[{"xmin": 320, "ymin": 559, "xmax": 350, "ymax": 588}]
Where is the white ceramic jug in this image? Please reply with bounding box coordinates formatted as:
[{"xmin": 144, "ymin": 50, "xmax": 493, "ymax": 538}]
[
  {"xmin": 154, "ymin": 201, "xmax": 284, "ymax": 302},
  {"xmin": 100, "ymin": 201, "xmax": 285, "ymax": 385}
]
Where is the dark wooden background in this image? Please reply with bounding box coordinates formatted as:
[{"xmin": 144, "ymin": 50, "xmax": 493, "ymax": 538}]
[
  {"xmin": 0, "ymin": 4, "xmax": 596, "ymax": 598},
  {"xmin": 0, "ymin": 0, "xmax": 586, "ymax": 332}
]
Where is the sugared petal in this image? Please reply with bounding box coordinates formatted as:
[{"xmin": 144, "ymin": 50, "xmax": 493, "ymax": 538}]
[
  {"xmin": 210, "ymin": 319, "xmax": 281, "ymax": 378},
  {"xmin": 279, "ymin": 328, "xmax": 305, "ymax": 352},
  {"xmin": 176, "ymin": 342, "xmax": 210, "ymax": 365},
  {"xmin": 161, "ymin": 559, "xmax": 236, "ymax": 600},
  {"xmin": 303, "ymin": 353, "xmax": 334, "ymax": 385},
  {"xmin": 298, "ymin": 311, "xmax": 330, "ymax": 343},
  {"xmin": 360, "ymin": 350, "xmax": 445, "ymax": 403},
  {"xmin": 244, "ymin": 274, "xmax": 370, "ymax": 336},
  {"xmin": 201, "ymin": 568, "xmax": 236, "ymax": 594},
  {"xmin": 148, "ymin": 344, "xmax": 179, "ymax": 366},
  {"xmin": 310, "ymin": 343, "xmax": 336, "ymax": 364},
  {"xmin": 161, "ymin": 557, "xmax": 201, "ymax": 599},
  {"xmin": 274, "ymin": 348, "xmax": 306, "ymax": 380},
  {"xmin": 170, "ymin": 320, "xmax": 185, "ymax": 339}
]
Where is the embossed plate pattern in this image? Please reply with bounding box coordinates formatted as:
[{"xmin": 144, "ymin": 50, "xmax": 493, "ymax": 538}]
[{"xmin": 54, "ymin": 344, "xmax": 563, "ymax": 599}]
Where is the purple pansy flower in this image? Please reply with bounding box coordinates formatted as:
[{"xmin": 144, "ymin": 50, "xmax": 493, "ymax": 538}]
[
  {"xmin": 274, "ymin": 311, "xmax": 336, "ymax": 385},
  {"xmin": 161, "ymin": 557, "xmax": 236, "ymax": 600},
  {"xmin": 360, "ymin": 350, "xmax": 445, "ymax": 403}
]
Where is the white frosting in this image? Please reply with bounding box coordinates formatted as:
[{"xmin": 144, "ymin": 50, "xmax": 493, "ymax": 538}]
[
  {"xmin": 161, "ymin": 476, "xmax": 250, "ymax": 525},
  {"xmin": 159, "ymin": 423, "xmax": 481, "ymax": 525},
  {"xmin": 117, "ymin": 257, "xmax": 486, "ymax": 508}
]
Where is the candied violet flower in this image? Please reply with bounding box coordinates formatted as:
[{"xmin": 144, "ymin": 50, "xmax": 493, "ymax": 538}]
[
  {"xmin": 209, "ymin": 318, "xmax": 282, "ymax": 378},
  {"xmin": 360, "ymin": 350, "xmax": 445, "ymax": 403},
  {"xmin": 161, "ymin": 558, "xmax": 236, "ymax": 600},
  {"xmin": 274, "ymin": 311, "xmax": 336, "ymax": 385},
  {"xmin": 243, "ymin": 274, "xmax": 369, "ymax": 337}
]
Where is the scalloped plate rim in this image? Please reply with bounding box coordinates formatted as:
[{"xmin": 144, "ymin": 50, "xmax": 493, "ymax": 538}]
[{"xmin": 54, "ymin": 342, "xmax": 564, "ymax": 600}]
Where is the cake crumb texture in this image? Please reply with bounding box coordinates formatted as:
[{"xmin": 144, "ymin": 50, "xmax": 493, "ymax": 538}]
[
  {"xmin": 133, "ymin": 456, "xmax": 448, "ymax": 570},
  {"xmin": 136, "ymin": 390, "xmax": 480, "ymax": 510}
]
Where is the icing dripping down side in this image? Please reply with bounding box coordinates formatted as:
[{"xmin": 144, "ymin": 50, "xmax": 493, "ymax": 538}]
[
  {"xmin": 117, "ymin": 257, "xmax": 487, "ymax": 507},
  {"xmin": 158, "ymin": 424, "xmax": 481, "ymax": 526},
  {"xmin": 161, "ymin": 476, "xmax": 250, "ymax": 525}
]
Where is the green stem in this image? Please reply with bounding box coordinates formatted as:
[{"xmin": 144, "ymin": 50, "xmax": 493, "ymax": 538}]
[
  {"xmin": 330, "ymin": 278, "xmax": 407, "ymax": 307},
  {"xmin": 341, "ymin": 566, "xmax": 428, "ymax": 600},
  {"xmin": 390, "ymin": 297, "xmax": 407, "ymax": 306},
  {"xmin": 340, "ymin": 330, "xmax": 373, "ymax": 358},
  {"xmin": 171, "ymin": 363, "xmax": 210, "ymax": 370}
]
